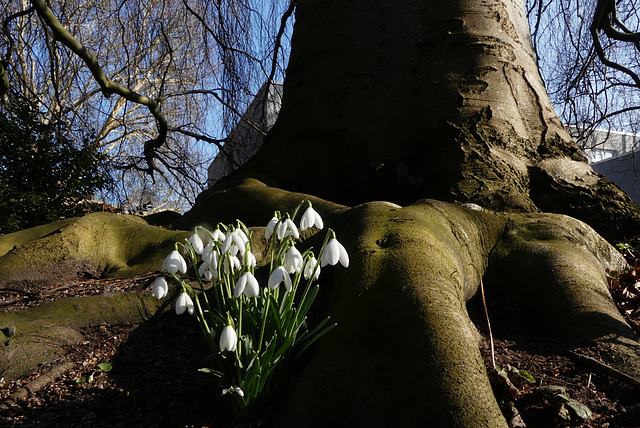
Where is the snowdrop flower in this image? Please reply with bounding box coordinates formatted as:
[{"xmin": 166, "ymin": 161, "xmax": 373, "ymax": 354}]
[
  {"xmin": 162, "ymin": 250, "xmax": 187, "ymax": 274},
  {"xmin": 284, "ymin": 246, "xmax": 304, "ymax": 274},
  {"xmin": 300, "ymin": 206, "xmax": 324, "ymax": 231},
  {"xmin": 223, "ymin": 255, "xmax": 241, "ymax": 275},
  {"xmin": 198, "ymin": 261, "xmax": 216, "ymax": 281},
  {"xmin": 221, "ymin": 230, "xmax": 249, "ymax": 256},
  {"xmin": 321, "ymin": 238, "xmax": 349, "ymax": 267},
  {"xmin": 231, "ymin": 386, "xmax": 244, "ymax": 397},
  {"xmin": 234, "ymin": 271, "xmax": 260, "ymax": 298},
  {"xmin": 277, "ymin": 218, "xmax": 299, "ymax": 240},
  {"xmin": 236, "ymin": 228, "xmax": 249, "ymax": 245},
  {"xmin": 210, "ymin": 229, "xmax": 226, "ymax": 243},
  {"xmin": 219, "ymin": 325, "xmax": 237, "ymax": 352},
  {"xmin": 243, "ymin": 250, "xmax": 256, "ymax": 269},
  {"xmin": 175, "ymin": 292, "xmax": 194, "ymax": 315},
  {"xmin": 265, "ymin": 216, "xmax": 279, "ymax": 239},
  {"xmin": 202, "ymin": 244, "xmax": 219, "ymax": 269},
  {"xmin": 151, "ymin": 277, "xmax": 169, "ymax": 299},
  {"xmin": 185, "ymin": 233, "xmax": 204, "ymax": 255},
  {"xmin": 268, "ymin": 266, "xmax": 292, "ymax": 292},
  {"xmin": 303, "ymin": 256, "xmax": 321, "ymax": 281}
]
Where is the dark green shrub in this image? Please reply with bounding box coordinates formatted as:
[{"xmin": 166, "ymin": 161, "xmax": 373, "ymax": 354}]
[{"xmin": 0, "ymin": 97, "xmax": 110, "ymax": 234}]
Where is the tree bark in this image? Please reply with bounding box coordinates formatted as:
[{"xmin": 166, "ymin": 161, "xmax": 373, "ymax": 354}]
[{"xmin": 214, "ymin": 0, "xmax": 640, "ymax": 241}]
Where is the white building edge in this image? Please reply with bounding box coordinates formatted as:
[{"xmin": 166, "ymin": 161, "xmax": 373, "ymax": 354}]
[
  {"xmin": 568, "ymin": 126, "xmax": 640, "ymax": 202},
  {"xmin": 207, "ymin": 82, "xmax": 283, "ymax": 187}
]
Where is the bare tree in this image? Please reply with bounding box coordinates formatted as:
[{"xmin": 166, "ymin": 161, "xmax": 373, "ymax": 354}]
[
  {"xmin": 528, "ymin": 0, "xmax": 640, "ymax": 150},
  {"xmin": 0, "ymin": 0, "xmax": 294, "ymax": 211}
]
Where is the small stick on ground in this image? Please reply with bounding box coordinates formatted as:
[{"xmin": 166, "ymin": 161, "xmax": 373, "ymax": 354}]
[{"xmin": 0, "ymin": 361, "xmax": 75, "ymax": 411}]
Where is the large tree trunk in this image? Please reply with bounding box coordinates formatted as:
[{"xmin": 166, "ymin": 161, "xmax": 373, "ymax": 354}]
[{"xmin": 208, "ymin": 0, "xmax": 640, "ymax": 241}]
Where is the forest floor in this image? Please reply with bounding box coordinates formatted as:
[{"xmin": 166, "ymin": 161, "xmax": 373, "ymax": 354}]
[{"xmin": 0, "ymin": 272, "xmax": 639, "ymax": 427}]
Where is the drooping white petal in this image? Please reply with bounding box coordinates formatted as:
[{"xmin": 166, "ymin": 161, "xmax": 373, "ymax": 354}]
[
  {"xmin": 202, "ymin": 244, "xmax": 219, "ymax": 268},
  {"xmin": 288, "ymin": 219, "xmax": 300, "ymax": 239},
  {"xmin": 277, "ymin": 218, "xmax": 299, "ymax": 240},
  {"xmin": 236, "ymin": 229, "xmax": 249, "ymax": 245},
  {"xmin": 244, "ymin": 250, "xmax": 256, "ymax": 268},
  {"xmin": 162, "ymin": 250, "xmax": 188, "ymax": 274},
  {"xmin": 268, "ymin": 266, "xmax": 292, "ymax": 292},
  {"xmin": 284, "ymin": 246, "xmax": 304, "ymax": 273},
  {"xmin": 300, "ymin": 207, "xmax": 324, "ymax": 231},
  {"xmin": 219, "ymin": 325, "xmax": 237, "ymax": 352},
  {"xmin": 224, "ymin": 255, "xmax": 241, "ymax": 275},
  {"xmin": 321, "ymin": 239, "xmax": 340, "ymax": 267},
  {"xmin": 221, "ymin": 233, "xmax": 237, "ymax": 255},
  {"xmin": 151, "ymin": 277, "xmax": 169, "ymax": 299},
  {"xmin": 210, "ymin": 229, "xmax": 226, "ymax": 243},
  {"xmin": 234, "ymin": 273, "xmax": 247, "ymax": 298},
  {"xmin": 188, "ymin": 233, "xmax": 204, "ymax": 254},
  {"xmin": 175, "ymin": 292, "xmax": 194, "ymax": 315},
  {"xmin": 304, "ymin": 257, "xmax": 321, "ymax": 280},
  {"xmin": 243, "ymin": 272, "xmax": 260, "ymax": 298},
  {"xmin": 233, "ymin": 230, "xmax": 248, "ymax": 256},
  {"xmin": 338, "ymin": 240, "xmax": 349, "ymax": 267},
  {"xmin": 198, "ymin": 261, "xmax": 213, "ymax": 280},
  {"xmin": 321, "ymin": 238, "xmax": 349, "ymax": 267},
  {"xmin": 265, "ymin": 217, "xmax": 279, "ymax": 239}
]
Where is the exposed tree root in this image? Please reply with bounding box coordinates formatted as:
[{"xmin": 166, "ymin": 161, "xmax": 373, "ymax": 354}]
[
  {"xmin": 0, "ymin": 361, "xmax": 75, "ymax": 412},
  {"xmin": 1, "ymin": 182, "xmax": 639, "ymax": 426}
]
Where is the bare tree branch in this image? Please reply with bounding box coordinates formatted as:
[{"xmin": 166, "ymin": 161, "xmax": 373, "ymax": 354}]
[{"xmin": 30, "ymin": 0, "xmax": 167, "ymax": 174}]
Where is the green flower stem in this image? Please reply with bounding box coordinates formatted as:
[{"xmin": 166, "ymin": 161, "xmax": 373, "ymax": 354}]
[
  {"xmin": 256, "ymin": 290, "xmax": 271, "ymax": 354},
  {"xmin": 291, "ymin": 199, "xmax": 308, "ymax": 222},
  {"xmin": 193, "ymin": 295, "xmax": 215, "ymax": 350}
]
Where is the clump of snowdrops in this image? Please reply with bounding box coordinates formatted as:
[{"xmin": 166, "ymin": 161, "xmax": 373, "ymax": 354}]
[{"xmin": 150, "ymin": 201, "xmax": 348, "ymax": 419}]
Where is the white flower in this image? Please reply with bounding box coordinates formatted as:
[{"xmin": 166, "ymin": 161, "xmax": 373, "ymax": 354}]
[
  {"xmin": 221, "ymin": 230, "xmax": 248, "ymax": 256},
  {"xmin": 277, "ymin": 218, "xmax": 299, "ymax": 240},
  {"xmin": 268, "ymin": 266, "xmax": 292, "ymax": 292},
  {"xmin": 236, "ymin": 229, "xmax": 249, "ymax": 245},
  {"xmin": 151, "ymin": 277, "xmax": 169, "ymax": 299},
  {"xmin": 175, "ymin": 292, "xmax": 194, "ymax": 315},
  {"xmin": 243, "ymin": 250, "xmax": 256, "ymax": 268},
  {"xmin": 186, "ymin": 233, "xmax": 204, "ymax": 255},
  {"xmin": 283, "ymin": 246, "xmax": 304, "ymax": 273},
  {"xmin": 265, "ymin": 216, "xmax": 279, "ymax": 239},
  {"xmin": 300, "ymin": 206, "xmax": 324, "ymax": 231},
  {"xmin": 321, "ymin": 238, "xmax": 349, "ymax": 267},
  {"xmin": 234, "ymin": 271, "xmax": 260, "ymax": 298},
  {"xmin": 202, "ymin": 244, "xmax": 219, "ymax": 269},
  {"xmin": 231, "ymin": 386, "xmax": 244, "ymax": 397},
  {"xmin": 219, "ymin": 325, "xmax": 237, "ymax": 352},
  {"xmin": 210, "ymin": 229, "xmax": 226, "ymax": 243},
  {"xmin": 223, "ymin": 255, "xmax": 241, "ymax": 275},
  {"xmin": 198, "ymin": 261, "xmax": 216, "ymax": 281},
  {"xmin": 162, "ymin": 250, "xmax": 187, "ymax": 274},
  {"xmin": 303, "ymin": 256, "xmax": 321, "ymax": 280}
]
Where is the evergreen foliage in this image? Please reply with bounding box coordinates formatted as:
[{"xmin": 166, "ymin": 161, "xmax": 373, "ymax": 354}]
[{"xmin": 0, "ymin": 97, "xmax": 109, "ymax": 234}]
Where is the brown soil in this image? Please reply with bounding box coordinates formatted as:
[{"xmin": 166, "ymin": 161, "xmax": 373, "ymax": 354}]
[{"xmin": 0, "ymin": 274, "xmax": 638, "ymax": 427}]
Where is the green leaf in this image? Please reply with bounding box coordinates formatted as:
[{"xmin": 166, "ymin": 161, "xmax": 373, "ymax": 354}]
[
  {"xmin": 97, "ymin": 362, "xmax": 112, "ymax": 372},
  {"xmin": 198, "ymin": 367, "xmax": 224, "ymax": 377},
  {"xmin": 515, "ymin": 368, "xmax": 535, "ymax": 384},
  {"xmin": 296, "ymin": 320, "xmax": 336, "ymax": 356}
]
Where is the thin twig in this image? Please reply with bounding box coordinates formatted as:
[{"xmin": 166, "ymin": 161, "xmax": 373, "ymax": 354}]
[{"xmin": 470, "ymin": 264, "xmax": 496, "ymax": 370}]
